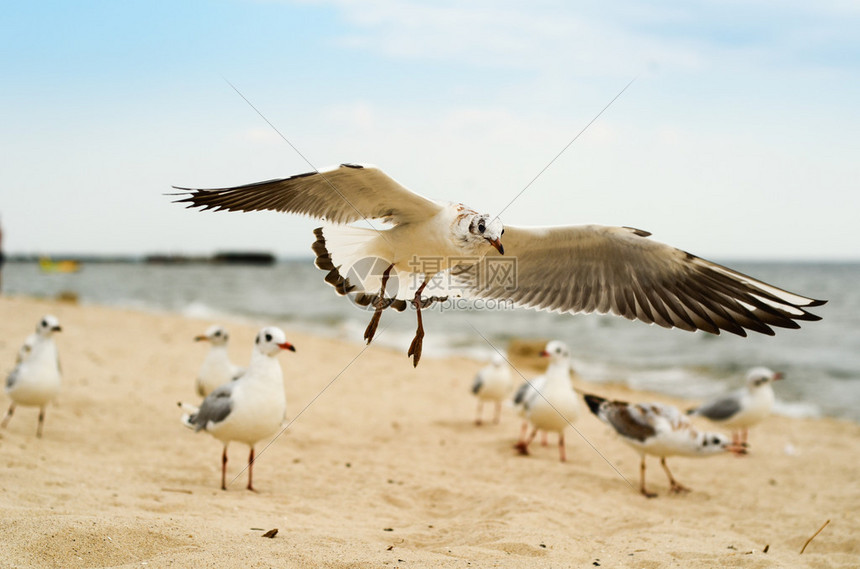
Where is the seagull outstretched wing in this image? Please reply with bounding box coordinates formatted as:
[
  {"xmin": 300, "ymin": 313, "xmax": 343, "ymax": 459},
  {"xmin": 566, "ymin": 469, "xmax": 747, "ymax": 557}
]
[
  {"xmin": 456, "ymin": 224, "xmax": 825, "ymax": 336},
  {"xmin": 174, "ymin": 163, "xmax": 442, "ymax": 225}
]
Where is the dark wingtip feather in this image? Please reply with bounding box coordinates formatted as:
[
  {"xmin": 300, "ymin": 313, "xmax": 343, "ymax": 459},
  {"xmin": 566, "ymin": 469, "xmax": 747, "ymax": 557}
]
[{"xmin": 583, "ymin": 394, "xmax": 607, "ymax": 416}]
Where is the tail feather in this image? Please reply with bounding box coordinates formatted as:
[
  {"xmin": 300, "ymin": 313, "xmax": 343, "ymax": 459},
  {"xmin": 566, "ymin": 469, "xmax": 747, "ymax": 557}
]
[
  {"xmin": 177, "ymin": 401, "xmax": 199, "ymax": 429},
  {"xmin": 313, "ymin": 225, "xmax": 391, "ymax": 297},
  {"xmin": 583, "ymin": 394, "xmax": 607, "ymax": 416},
  {"xmin": 313, "ymin": 225, "xmax": 449, "ymax": 308}
]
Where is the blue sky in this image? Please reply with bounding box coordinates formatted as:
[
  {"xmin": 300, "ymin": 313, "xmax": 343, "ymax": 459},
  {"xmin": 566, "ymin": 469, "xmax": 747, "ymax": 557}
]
[{"xmin": 1, "ymin": 0, "xmax": 858, "ymax": 259}]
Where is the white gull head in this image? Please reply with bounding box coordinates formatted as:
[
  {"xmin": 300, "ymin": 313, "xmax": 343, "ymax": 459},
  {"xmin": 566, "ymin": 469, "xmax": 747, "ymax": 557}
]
[
  {"xmin": 196, "ymin": 324, "xmax": 230, "ymax": 346},
  {"xmin": 455, "ymin": 210, "xmax": 505, "ymax": 255},
  {"xmin": 253, "ymin": 326, "xmax": 296, "ymax": 357},
  {"xmin": 745, "ymin": 367, "xmax": 782, "ymax": 389},
  {"xmin": 35, "ymin": 315, "xmax": 62, "ymax": 337},
  {"xmin": 693, "ymin": 431, "xmax": 742, "ymax": 456},
  {"xmin": 540, "ymin": 340, "xmax": 571, "ymax": 364}
]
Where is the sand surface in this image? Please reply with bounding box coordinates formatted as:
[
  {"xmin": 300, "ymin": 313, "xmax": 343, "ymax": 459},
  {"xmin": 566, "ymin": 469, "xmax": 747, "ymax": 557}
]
[{"xmin": 1, "ymin": 295, "xmax": 858, "ymax": 568}]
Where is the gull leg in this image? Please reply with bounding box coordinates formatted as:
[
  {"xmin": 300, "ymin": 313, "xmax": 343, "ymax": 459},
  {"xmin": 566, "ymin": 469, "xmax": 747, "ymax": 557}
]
[
  {"xmin": 493, "ymin": 402, "xmax": 502, "ymax": 425},
  {"xmin": 1, "ymin": 403, "xmax": 15, "ymax": 429},
  {"xmin": 558, "ymin": 431, "xmax": 567, "ymax": 462},
  {"xmin": 407, "ymin": 280, "xmax": 429, "ymax": 367},
  {"xmin": 36, "ymin": 406, "xmax": 46, "ymax": 438},
  {"xmin": 640, "ymin": 456, "xmax": 657, "ymax": 498},
  {"xmin": 518, "ymin": 420, "xmax": 529, "ymax": 444},
  {"xmin": 221, "ymin": 445, "xmax": 228, "ymax": 491},
  {"xmin": 515, "ymin": 426, "xmax": 538, "ymax": 455},
  {"xmin": 661, "ymin": 457, "xmax": 690, "ymax": 494},
  {"xmin": 475, "ymin": 401, "xmax": 483, "ymax": 426},
  {"xmin": 364, "ymin": 264, "xmax": 394, "ymax": 345},
  {"xmin": 541, "ymin": 431, "xmax": 548, "ymax": 447},
  {"xmin": 247, "ymin": 447, "xmax": 257, "ymax": 492}
]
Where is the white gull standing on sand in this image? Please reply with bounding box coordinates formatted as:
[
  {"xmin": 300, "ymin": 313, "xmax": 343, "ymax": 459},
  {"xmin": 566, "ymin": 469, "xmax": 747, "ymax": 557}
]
[
  {"xmin": 687, "ymin": 367, "xmax": 783, "ymax": 446},
  {"xmin": 179, "ymin": 326, "xmax": 295, "ymax": 491},
  {"xmin": 174, "ymin": 163, "xmax": 826, "ymax": 367},
  {"xmin": 194, "ymin": 325, "xmax": 245, "ymax": 397},
  {"xmin": 471, "ymin": 353, "xmax": 513, "ymax": 425},
  {"xmin": 514, "ymin": 341, "xmax": 581, "ymax": 462},
  {"xmin": 585, "ymin": 394, "xmax": 747, "ymax": 497},
  {"xmin": 2, "ymin": 315, "xmax": 63, "ymax": 438}
]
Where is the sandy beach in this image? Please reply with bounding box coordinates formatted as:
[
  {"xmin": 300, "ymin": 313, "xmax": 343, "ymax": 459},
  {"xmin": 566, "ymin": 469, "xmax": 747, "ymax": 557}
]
[{"xmin": 1, "ymin": 294, "xmax": 858, "ymax": 568}]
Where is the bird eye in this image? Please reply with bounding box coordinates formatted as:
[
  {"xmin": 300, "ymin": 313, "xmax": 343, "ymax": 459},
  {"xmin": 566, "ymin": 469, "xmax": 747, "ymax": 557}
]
[
  {"xmin": 42, "ymin": 320, "xmax": 48, "ymax": 327},
  {"xmin": 265, "ymin": 333, "xmax": 272, "ymax": 343},
  {"xmin": 712, "ymin": 437, "xmax": 720, "ymax": 445},
  {"xmin": 478, "ymin": 222, "xmax": 485, "ymax": 233},
  {"xmin": 214, "ymin": 330, "xmax": 221, "ymax": 337}
]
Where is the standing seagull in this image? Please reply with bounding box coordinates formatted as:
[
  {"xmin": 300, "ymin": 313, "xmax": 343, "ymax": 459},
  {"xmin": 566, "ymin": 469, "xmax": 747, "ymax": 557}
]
[
  {"xmin": 585, "ymin": 394, "xmax": 746, "ymax": 497},
  {"xmin": 194, "ymin": 325, "xmax": 245, "ymax": 397},
  {"xmin": 173, "ymin": 163, "xmax": 826, "ymax": 367},
  {"xmin": 687, "ymin": 367, "xmax": 783, "ymax": 446},
  {"xmin": 2, "ymin": 315, "xmax": 63, "ymax": 437},
  {"xmin": 179, "ymin": 326, "xmax": 295, "ymax": 491},
  {"xmin": 471, "ymin": 353, "xmax": 513, "ymax": 425},
  {"xmin": 512, "ymin": 375, "xmax": 549, "ymax": 448},
  {"xmin": 514, "ymin": 341, "xmax": 581, "ymax": 461}
]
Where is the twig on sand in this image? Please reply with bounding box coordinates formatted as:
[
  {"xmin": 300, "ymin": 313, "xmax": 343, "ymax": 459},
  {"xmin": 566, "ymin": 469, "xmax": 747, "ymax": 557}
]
[{"xmin": 800, "ymin": 519, "xmax": 830, "ymax": 554}]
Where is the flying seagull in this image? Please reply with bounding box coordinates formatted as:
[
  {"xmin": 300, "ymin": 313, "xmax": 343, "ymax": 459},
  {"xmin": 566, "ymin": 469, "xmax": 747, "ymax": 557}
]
[
  {"xmin": 2, "ymin": 315, "xmax": 63, "ymax": 438},
  {"xmin": 173, "ymin": 163, "xmax": 826, "ymax": 366},
  {"xmin": 687, "ymin": 366, "xmax": 783, "ymax": 446},
  {"xmin": 585, "ymin": 394, "xmax": 746, "ymax": 497}
]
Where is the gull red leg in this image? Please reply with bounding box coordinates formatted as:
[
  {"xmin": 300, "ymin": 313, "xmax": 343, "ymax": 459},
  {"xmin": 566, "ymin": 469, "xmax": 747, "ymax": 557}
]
[
  {"xmin": 558, "ymin": 431, "xmax": 566, "ymax": 462},
  {"xmin": 247, "ymin": 447, "xmax": 256, "ymax": 492},
  {"xmin": 407, "ymin": 280, "xmax": 429, "ymax": 367},
  {"xmin": 660, "ymin": 457, "xmax": 690, "ymax": 494},
  {"xmin": 221, "ymin": 446, "xmax": 228, "ymax": 491},
  {"xmin": 364, "ymin": 264, "xmax": 394, "ymax": 345},
  {"xmin": 36, "ymin": 406, "xmax": 46, "ymax": 438},
  {"xmin": 0, "ymin": 403, "xmax": 15, "ymax": 429},
  {"xmin": 517, "ymin": 420, "xmax": 528, "ymax": 444},
  {"xmin": 493, "ymin": 402, "xmax": 502, "ymax": 425},
  {"xmin": 475, "ymin": 401, "xmax": 483, "ymax": 425},
  {"xmin": 515, "ymin": 426, "xmax": 538, "ymax": 455},
  {"xmin": 640, "ymin": 456, "xmax": 657, "ymax": 498}
]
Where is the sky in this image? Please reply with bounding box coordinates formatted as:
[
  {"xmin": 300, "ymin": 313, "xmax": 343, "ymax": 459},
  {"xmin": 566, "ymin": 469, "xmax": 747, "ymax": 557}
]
[{"xmin": 1, "ymin": 0, "xmax": 858, "ymax": 260}]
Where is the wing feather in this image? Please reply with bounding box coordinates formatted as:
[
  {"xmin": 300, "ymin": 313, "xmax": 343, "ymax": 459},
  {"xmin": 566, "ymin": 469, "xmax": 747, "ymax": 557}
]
[
  {"xmin": 456, "ymin": 224, "xmax": 824, "ymax": 337},
  {"xmin": 173, "ymin": 164, "xmax": 442, "ymax": 225}
]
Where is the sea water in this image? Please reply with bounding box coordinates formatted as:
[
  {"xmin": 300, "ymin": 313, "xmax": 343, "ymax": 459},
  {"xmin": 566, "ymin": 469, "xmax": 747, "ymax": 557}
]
[{"xmin": 3, "ymin": 260, "xmax": 858, "ymax": 421}]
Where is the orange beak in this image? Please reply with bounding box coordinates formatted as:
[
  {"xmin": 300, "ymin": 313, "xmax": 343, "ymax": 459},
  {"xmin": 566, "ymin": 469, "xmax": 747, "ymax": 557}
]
[
  {"xmin": 539, "ymin": 350, "xmax": 550, "ymax": 358},
  {"xmin": 279, "ymin": 342, "xmax": 296, "ymax": 352},
  {"xmin": 194, "ymin": 335, "xmax": 209, "ymax": 342},
  {"xmin": 487, "ymin": 238, "xmax": 504, "ymax": 255},
  {"xmin": 773, "ymin": 372, "xmax": 784, "ymax": 381}
]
